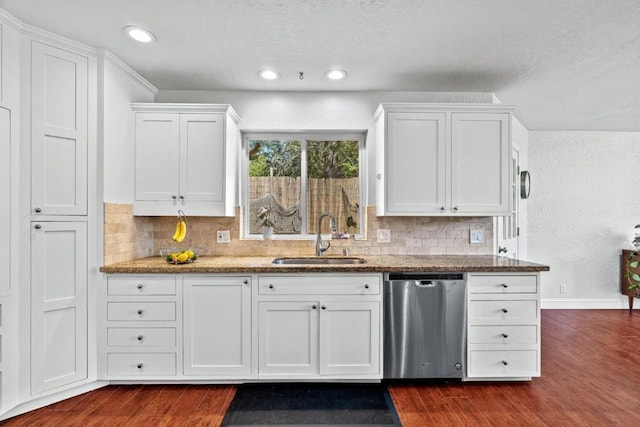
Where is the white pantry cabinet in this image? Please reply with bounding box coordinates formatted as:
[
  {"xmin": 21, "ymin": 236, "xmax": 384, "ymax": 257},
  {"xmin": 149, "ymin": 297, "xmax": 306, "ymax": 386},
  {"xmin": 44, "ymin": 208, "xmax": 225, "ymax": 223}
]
[
  {"xmin": 31, "ymin": 42, "xmax": 88, "ymax": 216},
  {"xmin": 257, "ymin": 274, "xmax": 382, "ymax": 379},
  {"xmin": 466, "ymin": 273, "xmax": 541, "ymax": 379},
  {"xmin": 132, "ymin": 104, "xmax": 240, "ymax": 217},
  {"xmin": 31, "ymin": 221, "xmax": 88, "ymax": 394},
  {"xmin": 183, "ymin": 276, "xmax": 251, "ymax": 377},
  {"xmin": 375, "ymin": 103, "xmax": 513, "ymax": 216}
]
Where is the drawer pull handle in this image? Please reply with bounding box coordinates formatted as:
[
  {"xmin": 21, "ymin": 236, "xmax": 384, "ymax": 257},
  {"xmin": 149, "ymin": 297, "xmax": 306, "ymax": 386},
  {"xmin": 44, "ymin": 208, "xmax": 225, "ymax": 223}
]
[
  {"xmin": 312, "ymin": 304, "xmax": 317, "ymax": 309},
  {"xmin": 321, "ymin": 305, "xmax": 327, "ymax": 310},
  {"xmin": 137, "ymin": 335, "xmax": 144, "ymax": 341},
  {"xmin": 137, "ymin": 363, "xmax": 143, "ymax": 369},
  {"xmin": 501, "ymin": 283, "xmax": 508, "ymax": 288},
  {"xmin": 268, "ymin": 284, "xmax": 274, "ymax": 289},
  {"xmin": 137, "ymin": 283, "xmax": 144, "ymax": 290},
  {"xmin": 501, "ymin": 308, "xmax": 508, "ymax": 313},
  {"xmin": 501, "ymin": 360, "xmax": 509, "ymax": 366},
  {"xmin": 501, "ymin": 333, "xmax": 509, "ymax": 338},
  {"xmin": 137, "ymin": 309, "xmax": 144, "ymax": 316},
  {"xmin": 243, "ymin": 279, "xmax": 248, "ymax": 285},
  {"xmin": 364, "ymin": 284, "xmax": 369, "ymax": 289}
]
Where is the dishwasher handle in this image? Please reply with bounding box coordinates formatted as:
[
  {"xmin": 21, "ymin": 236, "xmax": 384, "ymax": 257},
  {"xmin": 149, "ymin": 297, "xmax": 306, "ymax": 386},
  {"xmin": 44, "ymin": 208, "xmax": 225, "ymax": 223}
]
[{"xmin": 415, "ymin": 280, "xmax": 438, "ymax": 288}]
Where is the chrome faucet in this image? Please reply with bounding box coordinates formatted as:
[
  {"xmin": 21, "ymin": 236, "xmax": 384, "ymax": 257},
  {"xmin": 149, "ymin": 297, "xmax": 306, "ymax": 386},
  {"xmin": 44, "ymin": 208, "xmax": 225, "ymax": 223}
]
[{"xmin": 316, "ymin": 212, "xmax": 337, "ymax": 256}]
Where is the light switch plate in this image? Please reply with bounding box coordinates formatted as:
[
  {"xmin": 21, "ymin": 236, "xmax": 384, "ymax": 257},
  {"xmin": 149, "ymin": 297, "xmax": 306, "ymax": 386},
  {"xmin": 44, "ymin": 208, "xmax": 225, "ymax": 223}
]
[
  {"xmin": 377, "ymin": 229, "xmax": 391, "ymax": 243},
  {"xmin": 217, "ymin": 230, "xmax": 230, "ymax": 243},
  {"xmin": 470, "ymin": 229, "xmax": 484, "ymax": 244}
]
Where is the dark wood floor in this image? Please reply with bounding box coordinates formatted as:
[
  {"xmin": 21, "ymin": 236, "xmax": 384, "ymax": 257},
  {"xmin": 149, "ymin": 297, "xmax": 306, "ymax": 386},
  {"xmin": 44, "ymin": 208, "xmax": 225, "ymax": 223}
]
[{"xmin": 3, "ymin": 310, "xmax": 640, "ymax": 426}]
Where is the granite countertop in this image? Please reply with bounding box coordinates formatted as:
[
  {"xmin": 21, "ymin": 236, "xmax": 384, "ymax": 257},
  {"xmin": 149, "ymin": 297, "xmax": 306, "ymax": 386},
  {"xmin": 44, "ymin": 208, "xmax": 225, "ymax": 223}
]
[{"xmin": 100, "ymin": 255, "xmax": 549, "ymax": 274}]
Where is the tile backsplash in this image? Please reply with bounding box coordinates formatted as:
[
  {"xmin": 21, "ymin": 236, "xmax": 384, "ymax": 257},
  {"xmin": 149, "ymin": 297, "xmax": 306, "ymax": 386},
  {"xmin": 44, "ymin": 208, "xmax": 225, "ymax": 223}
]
[{"xmin": 104, "ymin": 203, "xmax": 493, "ymax": 263}]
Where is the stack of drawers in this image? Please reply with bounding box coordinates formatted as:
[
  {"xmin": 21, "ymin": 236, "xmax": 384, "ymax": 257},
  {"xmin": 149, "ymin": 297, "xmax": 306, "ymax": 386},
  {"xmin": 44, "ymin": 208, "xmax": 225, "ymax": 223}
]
[
  {"xmin": 104, "ymin": 277, "xmax": 180, "ymax": 379},
  {"xmin": 466, "ymin": 273, "xmax": 540, "ymax": 379}
]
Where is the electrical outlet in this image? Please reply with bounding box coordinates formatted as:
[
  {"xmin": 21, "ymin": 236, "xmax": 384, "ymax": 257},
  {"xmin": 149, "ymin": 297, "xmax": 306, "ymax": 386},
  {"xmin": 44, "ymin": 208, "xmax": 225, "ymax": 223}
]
[
  {"xmin": 217, "ymin": 230, "xmax": 230, "ymax": 243},
  {"xmin": 560, "ymin": 283, "xmax": 567, "ymax": 293},
  {"xmin": 377, "ymin": 229, "xmax": 391, "ymax": 243},
  {"xmin": 470, "ymin": 229, "xmax": 485, "ymax": 244}
]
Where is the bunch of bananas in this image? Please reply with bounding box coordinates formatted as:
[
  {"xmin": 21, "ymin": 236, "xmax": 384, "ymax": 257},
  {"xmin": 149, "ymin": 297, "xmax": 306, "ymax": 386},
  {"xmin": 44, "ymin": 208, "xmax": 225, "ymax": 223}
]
[{"xmin": 172, "ymin": 210, "xmax": 187, "ymax": 243}]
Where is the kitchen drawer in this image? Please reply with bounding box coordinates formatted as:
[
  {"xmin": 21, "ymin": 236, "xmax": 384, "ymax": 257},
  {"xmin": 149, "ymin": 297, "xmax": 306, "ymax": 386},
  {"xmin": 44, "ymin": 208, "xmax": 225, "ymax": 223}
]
[
  {"xmin": 107, "ymin": 327, "xmax": 176, "ymax": 347},
  {"xmin": 468, "ymin": 300, "xmax": 537, "ymax": 321},
  {"xmin": 107, "ymin": 353, "xmax": 176, "ymax": 376},
  {"xmin": 107, "ymin": 277, "xmax": 176, "ymax": 296},
  {"xmin": 107, "ymin": 302, "xmax": 176, "ymax": 321},
  {"xmin": 258, "ymin": 275, "xmax": 381, "ymax": 295},
  {"xmin": 468, "ymin": 325, "xmax": 538, "ymax": 345},
  {"xmin": 468, "ymin": 274, "xmax": 537, "ymax": 294},
  {"xmin": 468, "ymin": 350, "xmax": 538, "ymax": 377}
]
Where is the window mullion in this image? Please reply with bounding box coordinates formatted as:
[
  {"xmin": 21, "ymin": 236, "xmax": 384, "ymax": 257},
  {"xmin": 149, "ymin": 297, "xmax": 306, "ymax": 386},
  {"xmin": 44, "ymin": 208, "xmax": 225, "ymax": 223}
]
[{"xmin": 300, "ymin": 139, "xmax": 308, "ymax": 235}]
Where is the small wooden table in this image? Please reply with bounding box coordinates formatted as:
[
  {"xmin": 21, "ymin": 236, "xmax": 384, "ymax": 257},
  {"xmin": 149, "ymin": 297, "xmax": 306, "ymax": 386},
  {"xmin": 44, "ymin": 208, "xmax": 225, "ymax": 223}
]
[{"xmin": 621, "ymin": 249, "xmax": 640, "ymax": 311}]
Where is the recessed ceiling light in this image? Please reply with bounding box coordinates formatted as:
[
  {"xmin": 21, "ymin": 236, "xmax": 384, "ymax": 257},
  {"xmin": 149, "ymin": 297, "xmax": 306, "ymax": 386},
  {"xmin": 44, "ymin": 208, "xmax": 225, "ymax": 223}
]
[
  {"xmin": 325, "ymin": 69, "xmax": 348, "ymax": 80},
  {"xmin": 259, "ymin": 69, "xmax": 280, "ymax": 80},
  {"xmin": 123, "ymin": 26, "xmax": 157, "ymax": 43}
]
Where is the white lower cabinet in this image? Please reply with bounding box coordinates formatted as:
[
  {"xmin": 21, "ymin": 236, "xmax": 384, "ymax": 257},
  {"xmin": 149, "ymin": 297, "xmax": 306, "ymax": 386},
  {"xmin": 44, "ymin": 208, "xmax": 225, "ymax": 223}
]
[
  {"xmin": 466, "ymin": 273, "xmax": 541, "ymax": 379},
  {"xmin": 257, "ymin": 274, "xmax": 383, "ymax": 380},
  {"xmin": 183, "ymin": 277, "xmax": 251, "ymax": 376}
]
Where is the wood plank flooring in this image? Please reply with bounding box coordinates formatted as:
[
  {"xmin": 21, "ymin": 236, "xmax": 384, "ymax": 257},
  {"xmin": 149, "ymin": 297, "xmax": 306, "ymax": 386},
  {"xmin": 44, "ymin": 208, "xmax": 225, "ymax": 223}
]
[{"xmin": 3, "ymin": 309, "xmax": 640, "ymax": 426}]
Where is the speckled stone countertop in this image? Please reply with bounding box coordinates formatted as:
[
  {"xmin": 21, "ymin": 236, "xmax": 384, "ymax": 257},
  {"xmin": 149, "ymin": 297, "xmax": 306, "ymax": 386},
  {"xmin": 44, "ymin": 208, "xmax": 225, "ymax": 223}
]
[{"xmin": 100, "ymin": 255, "xmax": 549, "ymax": 274}]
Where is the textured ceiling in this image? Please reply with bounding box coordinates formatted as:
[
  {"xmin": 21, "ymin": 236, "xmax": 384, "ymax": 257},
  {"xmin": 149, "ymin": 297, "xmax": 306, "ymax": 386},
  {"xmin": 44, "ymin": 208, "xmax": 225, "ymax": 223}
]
[{"xmin": 1, "ymin": 0, "xmax": 639, "ymax": 130}]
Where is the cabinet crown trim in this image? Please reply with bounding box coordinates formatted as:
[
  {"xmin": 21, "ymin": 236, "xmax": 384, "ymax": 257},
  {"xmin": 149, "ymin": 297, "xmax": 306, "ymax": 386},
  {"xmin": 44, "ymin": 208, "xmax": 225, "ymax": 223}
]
[
  {"xmin": 374, "ymin": 103, "xmax": 516, "ymax": 119},
  {"xmin": 131, "ymin": 103, "xmax": 240, "ymax": 123}
]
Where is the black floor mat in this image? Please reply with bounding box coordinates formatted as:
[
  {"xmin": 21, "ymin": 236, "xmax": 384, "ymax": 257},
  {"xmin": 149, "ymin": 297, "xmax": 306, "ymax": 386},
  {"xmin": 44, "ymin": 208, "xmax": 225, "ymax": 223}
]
[{"xmin": 221, "ymin": 383, "xmax": 401, "ymax": 426}]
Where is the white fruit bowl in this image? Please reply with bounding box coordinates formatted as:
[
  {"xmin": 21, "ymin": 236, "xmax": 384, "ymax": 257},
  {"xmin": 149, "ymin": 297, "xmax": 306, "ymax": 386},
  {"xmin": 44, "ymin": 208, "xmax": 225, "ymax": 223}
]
[{"xmin": 160, "ymin": 247, "xmax": 202, "ymax": 264}]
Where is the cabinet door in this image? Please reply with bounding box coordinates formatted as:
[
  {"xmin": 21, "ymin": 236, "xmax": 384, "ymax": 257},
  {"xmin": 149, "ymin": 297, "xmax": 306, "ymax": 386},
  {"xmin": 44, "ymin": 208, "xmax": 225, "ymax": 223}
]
[
  {"xmin": 385, "ymin": 112, "xmax": 446, "ymax": 214},
  {"xmin": 134, "ymin": 113, "xmax": 180, "ymax": 201},
  {"xmin": 31, "ymin": 221, "xmax": 87, "ymax": 394},
  {"xmin": 319, "ymin": 301, "xmax": 380, "ymax": 375},
  {"xmin": 451, "ymin": 113, "xmax": 510, "ymax": 215},
  {"xmin": 179, "ymin": 113, "xmax": 224, "ymax": 203},
  {"xmin": 0, "ymin": 106, "xmax": 10, "ymax": 296},
  {"xmin": 183, "ymin": 277, "xmax": 251, "ymax": 376},
  {"xmin": 31, "ymin": 42, "xmax": 88, "ymax": 215},
  {"xmin": 258, "ymin": 301, "xmax": 318, "ymax": 376}
]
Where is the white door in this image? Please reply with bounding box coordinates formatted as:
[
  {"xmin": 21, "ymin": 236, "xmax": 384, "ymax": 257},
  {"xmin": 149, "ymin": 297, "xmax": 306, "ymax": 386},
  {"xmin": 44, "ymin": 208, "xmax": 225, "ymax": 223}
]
[
  {"xmin": 496, "ymin": 149, "xmax": 520, "ymax": 258},
  {"xmin": 31, "ymin": 221, "xmax": 87, "ymax": 394},
  {"xmin": 183, "ymin": 276, "xmax": 251, "ymax": 376},
  {"xmin": 134, "ymin": 113, "xmax": 180, "ymax": 201},
  {"xmin": 319, "ymin": 301, "xmax": 380, "ymax": 375},
  {"xmin": 0, "ymin": 106, "xmax": 10, "ymax": 296},
  {"xmin": 385, "ymin": 112, "xmax": 446, "ymax": 214},
  {"xmin": 451, "ymin": 113, "xmax": 510, "ymax": 215},
  {"xmin": 31, "ymin": 42, "xmax": 88, "ymax": 216},
  {"xmin": 258, "ymin": 301, "xmax": 318, "ymax": 376},
  {"xmin": 179, "ymin": 113, "xmax": 224, "ymax": 203}
]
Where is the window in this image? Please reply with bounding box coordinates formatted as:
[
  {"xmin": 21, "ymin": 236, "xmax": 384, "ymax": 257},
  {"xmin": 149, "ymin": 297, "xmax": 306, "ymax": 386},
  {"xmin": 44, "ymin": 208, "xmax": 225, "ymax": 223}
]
[{"xmin": 243, "ymin": 132, "xmax": 364, "ymax": 238}]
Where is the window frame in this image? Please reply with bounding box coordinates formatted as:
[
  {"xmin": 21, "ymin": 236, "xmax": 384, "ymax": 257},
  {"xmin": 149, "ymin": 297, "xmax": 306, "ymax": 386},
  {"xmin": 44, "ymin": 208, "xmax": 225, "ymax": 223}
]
[{"xmin": 241, "ymin": 130, "xmax": 367, "ymax": 240}]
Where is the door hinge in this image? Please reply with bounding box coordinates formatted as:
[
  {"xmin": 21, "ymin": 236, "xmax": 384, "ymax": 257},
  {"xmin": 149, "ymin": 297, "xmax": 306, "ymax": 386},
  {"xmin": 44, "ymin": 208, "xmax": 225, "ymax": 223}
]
[{"xmin": 517, "ymin": 227, "xmax": 520, "ymax": 236}]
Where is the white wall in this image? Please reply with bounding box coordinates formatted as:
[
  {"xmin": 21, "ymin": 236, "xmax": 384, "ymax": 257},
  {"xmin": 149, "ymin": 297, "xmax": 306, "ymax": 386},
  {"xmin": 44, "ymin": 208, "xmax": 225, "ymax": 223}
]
[
  {"xmin": 154, "ymin": 90, "xmax": 495, "ymax": 204},
  {"xmin": 512, "ymin": 116, "xmax": 529, "ymax": 260},
  {"xmin": 102, "ymin": 56, "xmax": 155, "ymax": 203},
  {"xmin": 529, "ymin": 131, "xmax": 640, "ymax": 308}
]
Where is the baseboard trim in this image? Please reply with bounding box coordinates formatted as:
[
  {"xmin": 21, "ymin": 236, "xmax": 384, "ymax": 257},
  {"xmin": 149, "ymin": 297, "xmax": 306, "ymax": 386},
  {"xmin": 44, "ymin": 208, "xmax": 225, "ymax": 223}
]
[
  {"xmin": 541, "ymin": 298, "xmax": 636, "ymax": 309},
  {"xmin": 0, "ymin": 381, "xmax": 109, "ymax": 421}
]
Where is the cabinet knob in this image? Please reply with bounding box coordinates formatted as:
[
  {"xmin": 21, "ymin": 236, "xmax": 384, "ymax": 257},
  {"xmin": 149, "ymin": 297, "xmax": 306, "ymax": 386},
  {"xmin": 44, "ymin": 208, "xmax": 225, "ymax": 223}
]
[
  {"xmin": 501, "ymin": 360, "xmax": 509, "ymax": 366},
  {"xmin": 137, "ymin": 283, "xmax": 144, "ymax": 290},
  {"xmin": 34, "ymin": 207, "xmax": 42, "ymax": 213},
  {"xmin": 440, "ymin": 206, "xmax": 445, "ymax": 212},
  {"xmin": 312, "ymin": 304, "xmax": 317, "ymax": 309},
  {"xmin": 137, "ymin": 309, "xmax": 144, "ymax": 315},
  {"xmin": 364, "ymin": 284, "xmax": 369, "ymax": 289},
  {"xmin": 501, "ymin": 333, "xmax": 509, "ymax": 339},
  {"xmin": 501, "ymin": 308, "xmax": 508, "ymax": 313},
  {"xmin": 171, "ymin": 195, "xmax": 177, "ymax": 200},
  {"xmin": 321, "ymin": 305, "xmax": 327, "ymax": 310},
  {"xmin": 34, "ymin": 224, "xmax": 42, "ymax": 230},
  {"xmin": 179, "ymin": 195, "xmax": 184, "ymax": 200},
  {"xmin": 243, "ymin": 279, "xmax": 249, "ymax": 285},
  {"xmin": 501, "ymin": 283, "xmax": 508, "ymax": 288},
  {"xmin": 268, "ymin": 284, "xmax": 274, "ymax": 289},
  {"xmin": 137, "ymin": 335, "xmax": 144, "ymax": 341},
  {"xmin": 137, "ymin": 363, "xmax": 143, "ymax": 369},
  {"xmin": 453, "ymin": 206, "xmax": 459, "ymax": 211}
]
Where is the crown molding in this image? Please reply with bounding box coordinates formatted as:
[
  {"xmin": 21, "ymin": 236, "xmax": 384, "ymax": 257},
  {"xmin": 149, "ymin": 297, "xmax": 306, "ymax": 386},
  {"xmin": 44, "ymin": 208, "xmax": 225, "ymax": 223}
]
[{"xmin": 97, "ymin": 49, "xmax": 158, "ymax": 95}]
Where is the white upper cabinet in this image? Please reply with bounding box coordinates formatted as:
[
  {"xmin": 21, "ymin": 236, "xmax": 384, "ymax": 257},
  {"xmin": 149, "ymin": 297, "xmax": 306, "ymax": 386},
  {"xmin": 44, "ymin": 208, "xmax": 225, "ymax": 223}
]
[
  {"xmin": 132, "ymin": 104, "xmax": 240, "ymax": 217},
  {"xmin": 375, "ymin": 103, "xmax": 513, "ymax": 216},
  {"xmin": 31, "ymin": 42, "xmax": 88, "ymax": 216}
]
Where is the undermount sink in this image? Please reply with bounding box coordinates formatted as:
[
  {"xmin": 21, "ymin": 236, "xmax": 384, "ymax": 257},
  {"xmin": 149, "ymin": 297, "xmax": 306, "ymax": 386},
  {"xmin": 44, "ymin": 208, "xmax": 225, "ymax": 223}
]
[{"xmin": 272, "ymin": 257, "xmax": 367, "ymax": 265}]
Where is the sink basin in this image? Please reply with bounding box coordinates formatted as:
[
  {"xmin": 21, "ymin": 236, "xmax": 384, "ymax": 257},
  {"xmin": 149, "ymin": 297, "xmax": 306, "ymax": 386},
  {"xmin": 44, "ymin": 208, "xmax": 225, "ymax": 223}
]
[{"xmin": 272, "ymin": 257, "xmax": 367, "ymax": 265}]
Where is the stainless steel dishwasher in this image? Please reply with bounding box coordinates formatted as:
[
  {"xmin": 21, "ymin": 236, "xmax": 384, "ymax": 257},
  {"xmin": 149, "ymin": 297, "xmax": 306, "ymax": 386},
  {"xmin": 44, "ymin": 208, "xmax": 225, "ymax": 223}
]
[{"xmin": 383, "ymin": 272, "xmax": 467, "ymax": 379}]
